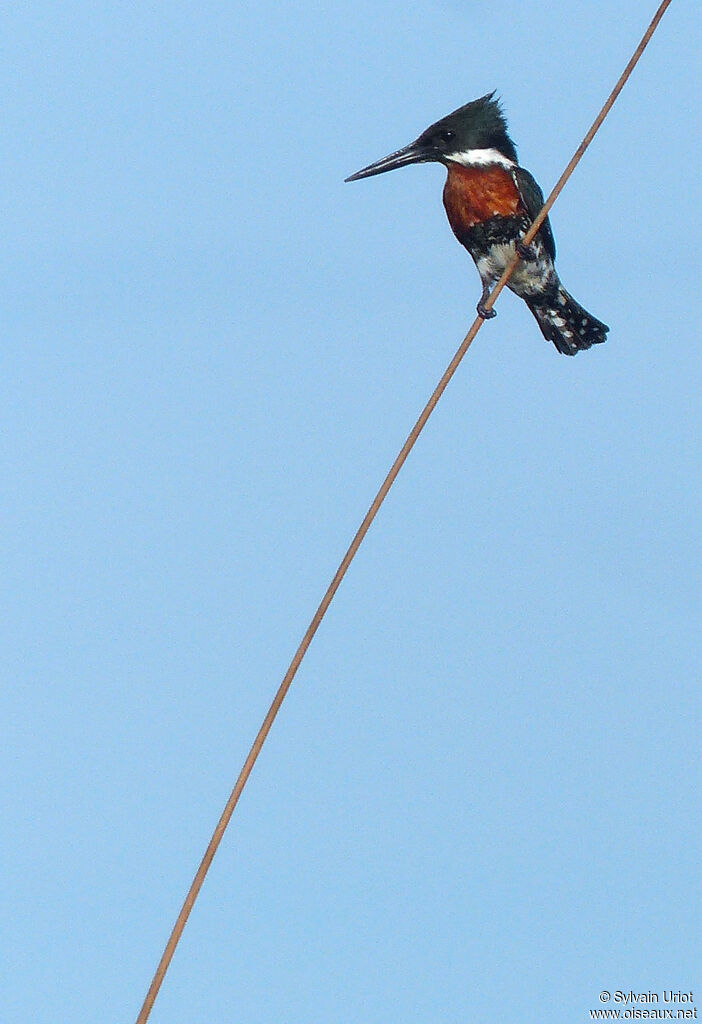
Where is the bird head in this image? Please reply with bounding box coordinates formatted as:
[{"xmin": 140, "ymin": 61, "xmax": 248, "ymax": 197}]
[{"xmin": 345, "ymin": 92, "xmax": 518, "ymax": 182}]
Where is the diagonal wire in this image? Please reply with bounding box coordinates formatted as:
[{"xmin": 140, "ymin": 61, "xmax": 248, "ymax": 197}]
[{"xmin": 135, "ymin": 2, "xmax": 673, "ymax": 1020}]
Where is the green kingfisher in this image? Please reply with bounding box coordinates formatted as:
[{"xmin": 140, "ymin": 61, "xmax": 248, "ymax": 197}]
[{"xmin": 346, "ymin": 92, "xmax": 608, "ymax": 356}]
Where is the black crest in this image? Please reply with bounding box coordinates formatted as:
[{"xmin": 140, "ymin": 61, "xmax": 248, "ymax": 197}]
[{"xmin": 419, "ymin": 91, "xmax": 519, "ymax": 164}]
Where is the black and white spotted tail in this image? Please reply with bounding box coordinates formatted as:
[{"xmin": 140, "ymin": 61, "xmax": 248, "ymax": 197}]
[{"xmin": 526, "ymin": 287, "xmax": 609, "ymax": 356}]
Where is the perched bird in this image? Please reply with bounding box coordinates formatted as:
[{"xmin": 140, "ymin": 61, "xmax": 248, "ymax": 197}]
[{"xmin": 346, "ymin": 92, "xmax": 608, "ymax": 356}]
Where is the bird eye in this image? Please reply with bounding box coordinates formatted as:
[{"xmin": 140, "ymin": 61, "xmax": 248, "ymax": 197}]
[{"xmin": 438, "ymin": 129, "xmax": 455, "ymax": 144}]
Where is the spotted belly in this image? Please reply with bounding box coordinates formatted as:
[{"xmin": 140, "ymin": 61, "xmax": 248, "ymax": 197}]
[
  {"xmin": 461, "ymin": 215, "xmax": 558, "ymax": 300},
  {"xmin": 478, "ymin": 238, "xmax": 557, "ymax": 299}
]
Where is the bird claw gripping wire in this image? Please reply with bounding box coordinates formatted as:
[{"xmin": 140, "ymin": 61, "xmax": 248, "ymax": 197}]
[
  {"xmin": 476, "ymin": 301, "xmax": 497, "ymax": 320},
  {"xmin": 516, "ymin": 239, "xmax": 538, "ymax": 262}
]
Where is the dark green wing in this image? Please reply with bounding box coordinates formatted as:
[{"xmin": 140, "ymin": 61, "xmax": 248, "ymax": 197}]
[{"xmin": 512, "ymin": 166, "xmax": 556, "ymax": 261}]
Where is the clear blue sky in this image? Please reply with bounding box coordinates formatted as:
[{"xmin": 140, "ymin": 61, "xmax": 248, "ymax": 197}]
[{"xmin": 2, "ymin": 3, "xmax": 700, "ymax": 1022}]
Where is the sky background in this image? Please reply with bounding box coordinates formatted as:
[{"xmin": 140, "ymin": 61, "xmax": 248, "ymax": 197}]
[{"xmin": 2, "ymin": 2, "xmax": 700, "ymax": 1022}]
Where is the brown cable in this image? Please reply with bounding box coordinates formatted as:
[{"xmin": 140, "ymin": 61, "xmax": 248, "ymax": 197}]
[{"xmin": 136, "ymin": 2, "xmax": 674, "ymax": 1019}]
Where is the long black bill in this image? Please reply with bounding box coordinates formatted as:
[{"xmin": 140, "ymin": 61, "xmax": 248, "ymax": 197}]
[{"xmin": 345, "ymin": 140, "xmax": 438, "ymax": 182}]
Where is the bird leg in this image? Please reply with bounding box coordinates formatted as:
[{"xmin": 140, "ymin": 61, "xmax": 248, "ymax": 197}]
[
  {"xmin": 476, "ymin": 280, "xmax": 497, "ymax": 320},
  {"xmin": 516, "ymin": 239, "xmax": 537, "ymax": 262}
]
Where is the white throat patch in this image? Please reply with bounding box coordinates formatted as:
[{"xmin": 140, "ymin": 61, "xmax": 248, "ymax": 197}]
[{"xmin": 447, "ymin": 148, "xmax": 515, "ymax": 169}]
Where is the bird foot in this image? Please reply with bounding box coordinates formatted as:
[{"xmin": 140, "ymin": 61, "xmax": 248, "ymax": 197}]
[
  {"xmin": 516, "ymin": 240, "xmax": 537, "ymax": 262},
  {"xmin": 477, "ymin": 302, "xmax": 497, "ymax": 321}
]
